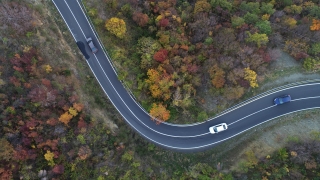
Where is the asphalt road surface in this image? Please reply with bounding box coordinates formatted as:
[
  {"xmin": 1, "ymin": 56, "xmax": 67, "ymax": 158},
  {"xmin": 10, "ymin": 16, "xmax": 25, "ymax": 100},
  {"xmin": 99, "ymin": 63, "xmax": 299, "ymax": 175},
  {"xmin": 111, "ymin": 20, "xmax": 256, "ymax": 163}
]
[{"xmin": 52, "ymin": 0, "xmax": 320, "ymax": 152}]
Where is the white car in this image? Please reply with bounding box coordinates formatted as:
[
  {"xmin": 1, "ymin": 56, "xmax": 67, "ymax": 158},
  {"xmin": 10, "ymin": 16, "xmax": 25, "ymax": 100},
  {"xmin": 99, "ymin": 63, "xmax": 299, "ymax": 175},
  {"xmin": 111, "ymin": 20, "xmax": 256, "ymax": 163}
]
[{"xmin": 209, "ymin": 123, "xmax": 228, "ymax": 134}]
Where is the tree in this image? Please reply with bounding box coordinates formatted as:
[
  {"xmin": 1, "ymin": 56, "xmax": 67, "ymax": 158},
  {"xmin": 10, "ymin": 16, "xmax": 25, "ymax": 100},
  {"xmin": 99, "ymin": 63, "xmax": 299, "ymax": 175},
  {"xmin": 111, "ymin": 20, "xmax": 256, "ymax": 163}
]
[
  {"xmin": 44, "ymin": 150, "xmax": 55, "ymax": 166},
  {"xmin": 283, "ymin": 17, "xmax": 297, "ymax": 29},
  {"xmin": 309, "ymin": 6, "xmax": 320, "ymax": 19},
  {"xmin": 105, "ymin": 17, "xmax": 126, "ymax": 39},
  {"xmin": 309, "ymin": 42, "xmax": 320, "ymax": 56},
  {"xmin": 145, "ymin": 67, "xmax": 174, "ymax": 101},
  {"xmin": 158, "ymin": 18, "xmax": 169, "ymax": 27},
  {"xmin": 260, "ymin": 2, "xmax": 275, "ymax": 15},
  {"xmin": 240, "ymin": 2, "xmax": 260, "ymax": 14},
  {"xmin": 244, "ymin": 67, "xmax": 258, "ymax": 88},
  {"xmin": 246, "ymin": 32, "xmax": 269, "ymax": 48},
  {"xmin": 73, "ymin": 103, "xmax": 84, "ymax": 112},
  {"xmin": 224, "ymin": 86, "xmax": 245, "ymax": 100},
  {"xmin": 310, "ymin": 19, "xmax": 320, "ymax": 31},
  {"xmin": 231, "ymin": 16, "xmax": 245, "ymax": 28},
  {"xmin": 194, "ymin": 0, "xmax": 211, "ymax": 14},
  {"xmin": 68, "ymin": 107, "xmax": 78, "ymax": 117},
  {"xmin": 243, "ymin": 12, "xmax": 259, "ymax": 24},
  {"xmin": 132, "ymin": 12, "xmax": 148, "ymax": 27},
  {"xmin": 137, "ymin": 37, "xmax": 161, "ymax": 69},
  {"xmin": 283, "ymin": 39, "xmax": 309, "ymax": 60},
  {"xmin": 210, "ymin": 0, "xmax": 233, "ymax": 11},
  {"xmin": 255, "ymin": 20, "xmax": 272, "ymax": 35},
  {"xmin": 284, "ymin": 5, "xmax": 302, "ymax": 14},
  {"xmin": 45, "ymin": 64, "xmax": 52, "ymax": 73},
  {"xmin": 58, "ymin": 112, "xmax": 73, "ymax": 125},
  {"xmin": 149, "ymin": 103, "xmax": 170, "ymax": 124},
  {"xmin": 303, "ymin": 57, "xmax": 320, "ymax": 71},
  {"xmin": 209, "ymin": 64, "xmax": 225, "ymax": 88},
  {"xmin": 153, "ymin": 49, "xmax": 168, "ymax": 62}
]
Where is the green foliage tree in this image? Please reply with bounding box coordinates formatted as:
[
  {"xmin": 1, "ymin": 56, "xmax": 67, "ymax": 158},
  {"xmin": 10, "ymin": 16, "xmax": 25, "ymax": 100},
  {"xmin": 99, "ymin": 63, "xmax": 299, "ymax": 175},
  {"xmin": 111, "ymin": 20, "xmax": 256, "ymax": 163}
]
[
  {"xmin": 284, "ymin": 4, "xmax": 302, "ymax": 14},
  {"xmin": 210, "ymin": 0, "xmax": 233, "ymax": 11},
  {"xmin": 197, "ymin": 111, "xmax": 208, "ymax": 122},
  {"xmin": 279, "ymin": 0, "xmax": 293, "ymax": 7},
  {"xmin": 240, "ymin": 2, "xmax": 260, "ymax": 14},
  {"xmin": 303, "ymin": 57, "xmax": 320, "ymax": 71},
  {"xmin": 244, "ymin": 12, "xmax": 259, "ymax": 24},
  {"xmin": 255, "ymin": 20, "xmax": 272, "ymax": 35},
  {"xmin": 231, "ymin": 16, "xmax": 245, "ymax": 28},
  {"xmin": 0, "ymin": 138, "xmax": 15, "ymax": 162},
  {"xmin": 277, "ymin": 148, "xmax": 289, "ymax": 161},
  {"xmin": 245, "ymin": 32, "xmax": 269, "ymax": 48},
  {"xmin": 260, "ymin": 3, "xmax": 275, "ymax": 15},
  {"xmin": 309, "ymin": 42, "xmax": 320, "ymax": 55},
  {"xmin": 204, "ymin": 37, "xmax": 213, "ymax": 45},
  {"xmin": 308, "ymin": 5, "xmax": 320, "ymax": 18},
  {"xmin": 137, "ymin": 37, "xmax": 161, "ymax": 69},
  {"xmin": 120, "ymin": 4, "xmax": 132, "ymax": 17}
]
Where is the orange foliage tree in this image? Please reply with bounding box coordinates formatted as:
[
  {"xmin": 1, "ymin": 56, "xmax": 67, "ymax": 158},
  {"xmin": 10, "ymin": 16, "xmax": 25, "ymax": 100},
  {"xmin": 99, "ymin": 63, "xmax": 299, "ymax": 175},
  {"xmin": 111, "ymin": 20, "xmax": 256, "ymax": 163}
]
[
  {"xmin": 310, "ymin": 19, "xmax": 320, "ymax": 31},
  {"xmin": 209, "ymin": 64, "xmax": 226, "ymax": 88},
  {"xmin": 149, "ymin": 103, "xmax": 170, "ymax": 124},
  {"xmin": 58, "ymin": 112, "xmax": 73, "ymax": 125},
  {"xmin": 145, "ymin": 66, "xmax": 174, "ymax": 101}
]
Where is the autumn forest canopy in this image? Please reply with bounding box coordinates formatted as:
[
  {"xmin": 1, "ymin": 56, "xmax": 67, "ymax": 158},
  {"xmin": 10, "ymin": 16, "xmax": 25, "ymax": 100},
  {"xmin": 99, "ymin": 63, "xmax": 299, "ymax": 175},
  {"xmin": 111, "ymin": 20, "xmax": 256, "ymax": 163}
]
[
  {"xmin": 0, "ymin": 0, "xmax": 320, "ymax": 179},
  {"xmin": 90, "ymin": 0, "xmax": 320, "ymax": 123}
]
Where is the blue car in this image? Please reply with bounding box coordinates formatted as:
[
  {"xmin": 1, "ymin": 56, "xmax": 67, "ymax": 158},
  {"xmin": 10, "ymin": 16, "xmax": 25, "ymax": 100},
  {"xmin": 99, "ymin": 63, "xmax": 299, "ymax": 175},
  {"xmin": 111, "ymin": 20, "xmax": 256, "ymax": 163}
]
[{"xmin": 273, "ymin": 95, "xmax": 291, "ymax": 105}]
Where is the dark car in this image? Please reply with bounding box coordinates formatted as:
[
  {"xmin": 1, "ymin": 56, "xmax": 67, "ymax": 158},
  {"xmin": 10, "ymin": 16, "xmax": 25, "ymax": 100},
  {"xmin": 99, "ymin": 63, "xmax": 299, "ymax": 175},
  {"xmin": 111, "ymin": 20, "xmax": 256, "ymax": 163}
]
[
  {"xmin": 273, "ymin": 95, "xmax": 291, "ymax": 105},
  {"xmin": 86, "ymin": 37, "xmax": 98, "ymax": 53}
]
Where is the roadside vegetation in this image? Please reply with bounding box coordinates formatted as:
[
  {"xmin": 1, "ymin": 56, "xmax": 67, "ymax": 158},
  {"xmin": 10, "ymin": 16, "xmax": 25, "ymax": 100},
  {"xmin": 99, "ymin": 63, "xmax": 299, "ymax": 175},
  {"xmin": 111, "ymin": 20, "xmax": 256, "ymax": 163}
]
[{"xmin": 0, "ymin": 0, "xmax": 320, "ymax": 179}]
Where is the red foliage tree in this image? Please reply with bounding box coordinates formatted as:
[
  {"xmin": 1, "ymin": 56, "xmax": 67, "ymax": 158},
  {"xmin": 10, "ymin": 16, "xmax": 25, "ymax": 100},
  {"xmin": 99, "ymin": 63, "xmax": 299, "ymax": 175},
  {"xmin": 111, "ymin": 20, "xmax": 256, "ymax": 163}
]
[
  {"xmin": 187, "ymin": 64, "xmax": 199, "ymax": 74},
  {"xmin": 159, "ymin": 18, "xmax": 169, "ymax": 27},
  {"xmin": 10, "ymin": 48, "xmax": 37, "ymax": 73},
  {"xmin": 153, "ymin": 49, "xmax": 168, "ymax": 62},
  {"xmin": 52, "ymin": 165, "xmax": 64, "ymax": 175},
  {"xmin": 132, "ymin": 12, "xmax": 149, "ymax": 27}
]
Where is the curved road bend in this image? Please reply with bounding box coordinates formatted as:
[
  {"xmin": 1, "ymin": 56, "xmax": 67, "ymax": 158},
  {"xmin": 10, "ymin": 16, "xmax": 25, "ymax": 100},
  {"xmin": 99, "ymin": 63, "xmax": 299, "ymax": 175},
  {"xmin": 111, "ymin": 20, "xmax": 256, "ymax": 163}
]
[{"xmin": 52, "ymin": 0, "xmax": 320, "ymax": 152}]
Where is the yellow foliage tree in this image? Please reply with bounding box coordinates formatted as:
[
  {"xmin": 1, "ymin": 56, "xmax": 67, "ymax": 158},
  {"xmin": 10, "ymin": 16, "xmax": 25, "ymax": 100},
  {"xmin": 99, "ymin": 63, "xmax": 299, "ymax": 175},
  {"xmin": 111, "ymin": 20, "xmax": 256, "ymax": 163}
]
[
  {"xmin": 58, "ymin": 112, "xmax": 73, "ymax": 125},
  {"xmin": 45, "ymin": 65, "xmax": 52, "ymax": 73},
  {"xmin": 44, "ymin": 150, "xmax": 55, "ymax": 166},
  {"xmin": 310, "ymin": 19, "xmax": 320, "ymax": 31},
  {"xmin": 68, "ymin": 107, "xmax": 78, "ymax": 117},
  {"xmin": 105, "ymin": 17, "xmax": 126, "ymax": 39},
  {"xmin": 149, "ymin": 103, "xmax": 170, "ymax": 124},
  {"xmin": 244, "ymin": 67, "xmax": 258, "ymax": 88},
  {"xmin": 194, "ymin": 0, "xmax": 211, "ymax": 14},
  {"xmin": 283, "ymin": 17, "xmax": 297, "ymax": 29},
  {"xmin": 261, "ymin": 14, "xmax": 270, "ymax": 21}
]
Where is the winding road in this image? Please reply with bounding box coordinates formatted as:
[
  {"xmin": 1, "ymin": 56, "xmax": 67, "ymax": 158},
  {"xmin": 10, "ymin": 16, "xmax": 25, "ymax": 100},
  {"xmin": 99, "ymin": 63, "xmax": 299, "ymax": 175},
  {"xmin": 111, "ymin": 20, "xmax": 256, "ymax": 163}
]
[{"xmin": 52, "ymin": 0, "xmax": 320, "ymax": 152}]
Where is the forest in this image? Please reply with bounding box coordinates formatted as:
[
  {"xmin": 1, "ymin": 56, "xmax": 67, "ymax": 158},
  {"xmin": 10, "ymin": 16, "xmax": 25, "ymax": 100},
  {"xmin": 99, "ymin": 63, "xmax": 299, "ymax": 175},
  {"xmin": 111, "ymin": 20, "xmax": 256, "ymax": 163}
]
[
  {"xmin": 84, "ymin": 0, "xmax": 320, "ymax": 124},
  {"xmin": 0, "ymin": 0, "xmax": 319, "ymax": 179}
]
